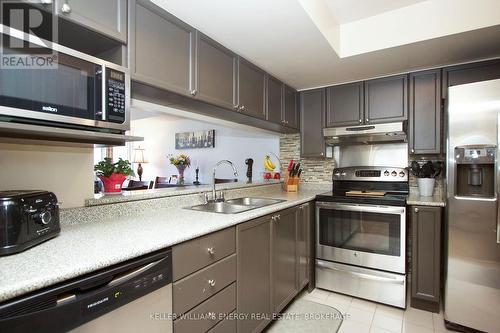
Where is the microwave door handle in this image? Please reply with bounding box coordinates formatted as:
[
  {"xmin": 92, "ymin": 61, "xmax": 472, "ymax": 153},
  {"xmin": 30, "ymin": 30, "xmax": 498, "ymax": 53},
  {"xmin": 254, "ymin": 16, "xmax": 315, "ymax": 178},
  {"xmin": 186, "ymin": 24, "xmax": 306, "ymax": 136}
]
[{"xmin": 99, "ymin": 66, "xmax": 106, "ymax": 121}]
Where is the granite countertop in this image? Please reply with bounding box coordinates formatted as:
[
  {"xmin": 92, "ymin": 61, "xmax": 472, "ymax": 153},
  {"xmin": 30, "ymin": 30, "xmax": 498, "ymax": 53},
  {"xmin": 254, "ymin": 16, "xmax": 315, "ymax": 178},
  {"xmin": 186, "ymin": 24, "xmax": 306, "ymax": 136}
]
[
  {"xmin": 0, "ymin": 188, "xmax": 326, "ymax": 303},
  {"xmin": 87, "ymin": 180, "xmax": 283, "ymax": 207},
  {"xmin": 406, "ymin": 187, "xmax": 446, "ymax": 207}
]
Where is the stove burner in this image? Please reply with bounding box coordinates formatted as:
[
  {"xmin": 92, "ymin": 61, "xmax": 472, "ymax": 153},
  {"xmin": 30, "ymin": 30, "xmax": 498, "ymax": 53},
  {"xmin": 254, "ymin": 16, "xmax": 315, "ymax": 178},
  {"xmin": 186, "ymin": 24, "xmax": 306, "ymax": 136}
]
[{"xmin": 318, "ymin": 166, "xmax": 409, "ymax": 206}]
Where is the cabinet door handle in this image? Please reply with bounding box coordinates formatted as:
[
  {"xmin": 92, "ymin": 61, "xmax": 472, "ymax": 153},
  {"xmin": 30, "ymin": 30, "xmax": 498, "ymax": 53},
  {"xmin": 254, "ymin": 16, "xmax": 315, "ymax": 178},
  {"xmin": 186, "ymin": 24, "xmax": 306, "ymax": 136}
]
[
  {"xmin": 411, "ymin": 149, "xmax": 415, "ymax": 154},
  {"xmin": 414, "ymin": 208, "xmax": 419, "ymax": 213},
  {"xmin": 207, "ymin": 247, "xmax": 215, "ymax": 255},
  {"xmin": 208, "ymin": 279, "xmax": 216, "ymax": 287},
  {"xmin": 359, "ymin": 119, "xmax": 362, "ymax": 123},
  {"xmin": 233, "ymin": 104, "xmax": 239, "ymax": 110},
  {"xmin": 190, "ymin": 89, "xmax": 197, "ymax": 96},
  {"xmin": 61, "ymin": 1, "xmax": 71, "ymax": 13},
  {"xmin": 365, "ymin": 118, "xmax": 369, "ymax": 123}
]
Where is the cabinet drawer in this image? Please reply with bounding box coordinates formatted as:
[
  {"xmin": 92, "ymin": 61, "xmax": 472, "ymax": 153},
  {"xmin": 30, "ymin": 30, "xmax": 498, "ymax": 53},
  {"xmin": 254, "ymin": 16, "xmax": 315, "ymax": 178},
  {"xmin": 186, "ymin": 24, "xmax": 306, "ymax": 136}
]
[
  {"xmin": 206, "ymin": 312, "xmax": 236, "ymax": 333},
  {"xmin": 174, "ymin": 254, "xmax": 236, "ymax": 315},
  {"xmin": 174, "ymin": 283, "xmax": 236, "ymax": 333},
  {"xmin": 173, "ymin": 227, "xmax": 235, "ymax": 281}
]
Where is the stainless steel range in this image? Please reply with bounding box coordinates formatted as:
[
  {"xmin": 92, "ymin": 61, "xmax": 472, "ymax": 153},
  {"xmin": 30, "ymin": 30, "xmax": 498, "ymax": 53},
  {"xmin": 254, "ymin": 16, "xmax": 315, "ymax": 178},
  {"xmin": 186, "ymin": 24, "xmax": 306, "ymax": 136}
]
[{"xmin": 315, "ymin": 166, "xmax": 408, "ymax": 308}]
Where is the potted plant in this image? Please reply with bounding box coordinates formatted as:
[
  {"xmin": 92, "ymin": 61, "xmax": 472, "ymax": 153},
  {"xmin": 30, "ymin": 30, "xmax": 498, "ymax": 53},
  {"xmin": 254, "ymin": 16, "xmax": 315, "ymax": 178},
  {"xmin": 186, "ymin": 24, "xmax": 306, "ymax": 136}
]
[
  {"xmin": 410, "ymin": 161, "xmax": 443, "ymax": 197},
  {"xmin": 94, "ymin": 157, "xmax": 135, "ymax": 193},
  {"xmin": 168, "ymin": 154, "xmax": 191, "ymax": 184}
]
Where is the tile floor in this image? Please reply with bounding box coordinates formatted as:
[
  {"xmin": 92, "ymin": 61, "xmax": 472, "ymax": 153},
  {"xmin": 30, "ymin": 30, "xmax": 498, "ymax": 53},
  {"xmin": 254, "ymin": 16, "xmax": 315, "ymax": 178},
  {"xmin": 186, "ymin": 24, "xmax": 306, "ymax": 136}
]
[{"xmin": 298, "ymin": 288, "xmax": 453, "ymax": 333}]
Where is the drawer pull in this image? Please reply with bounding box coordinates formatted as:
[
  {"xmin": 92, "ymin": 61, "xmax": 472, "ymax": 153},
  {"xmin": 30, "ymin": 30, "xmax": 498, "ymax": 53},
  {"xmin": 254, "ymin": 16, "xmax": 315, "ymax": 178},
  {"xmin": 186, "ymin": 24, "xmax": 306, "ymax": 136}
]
[
  {"xmin": 207, "ymin": 247, "xmax": 215, "ymax": 255},
  {"xmin": 208, "ymin": 279, "xmax": 216, "ymax": 287}
]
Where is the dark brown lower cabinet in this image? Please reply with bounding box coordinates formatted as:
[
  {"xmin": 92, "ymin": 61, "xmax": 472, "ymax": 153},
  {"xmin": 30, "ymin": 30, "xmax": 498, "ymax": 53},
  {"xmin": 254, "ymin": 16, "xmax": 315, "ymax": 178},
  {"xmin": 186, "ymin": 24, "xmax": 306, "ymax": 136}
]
[
  {"xmin": 272, "ymin": 207, "xmax": 298, "ymax": 314},
  {"xmin": 410, "ymin": 205, "xmax": 442, "ymax": 313},
  {"xmin": 297, "ymin": 203, "xmax": 311, "ymax": 290},
  {"xmin": 236, "ymin": 216, "xmax": 272, "ymax": 333},
  {"xmin": 237, "ymin": 204, "xmax": 311, "ymax": 333}
]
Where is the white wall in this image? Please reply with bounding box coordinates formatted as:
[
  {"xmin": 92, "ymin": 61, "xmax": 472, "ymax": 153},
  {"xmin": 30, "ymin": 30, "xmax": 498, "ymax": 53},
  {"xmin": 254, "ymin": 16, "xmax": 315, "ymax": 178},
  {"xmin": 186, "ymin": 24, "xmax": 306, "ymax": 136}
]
[
  {"xmin": 129, "ymin": 115, "xmax": 280, "ymax": 184},
  {"xmin": 0, "ymin": 143, "xmax": 94, "ymax": 208}
]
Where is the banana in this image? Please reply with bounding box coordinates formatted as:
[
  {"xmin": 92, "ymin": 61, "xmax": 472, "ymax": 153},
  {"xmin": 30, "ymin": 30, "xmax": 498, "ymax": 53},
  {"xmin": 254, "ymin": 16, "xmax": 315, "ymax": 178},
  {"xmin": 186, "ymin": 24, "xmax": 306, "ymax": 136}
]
[
  {"xmin": 263, "ymin": 159, "xmax": 272, "ymax": 171},
  {"xmin": 268, "ymin": 159, "xmax": 276, "ymax": 170},
  {"xmin": 264, "ymin": 156, "xmax": 276, "ymax": 171}
]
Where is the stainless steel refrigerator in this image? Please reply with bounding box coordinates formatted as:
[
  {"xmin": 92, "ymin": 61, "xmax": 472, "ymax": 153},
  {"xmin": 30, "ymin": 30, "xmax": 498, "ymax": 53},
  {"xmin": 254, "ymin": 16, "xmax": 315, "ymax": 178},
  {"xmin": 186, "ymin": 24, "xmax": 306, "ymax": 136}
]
[{"xmin": 446, "ymin": 79, "xmax": 500, "ymax": 332}]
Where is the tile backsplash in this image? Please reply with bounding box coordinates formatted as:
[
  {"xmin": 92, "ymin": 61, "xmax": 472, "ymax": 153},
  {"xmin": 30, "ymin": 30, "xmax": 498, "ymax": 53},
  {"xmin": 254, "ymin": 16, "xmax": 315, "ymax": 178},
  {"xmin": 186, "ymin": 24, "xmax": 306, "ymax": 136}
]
[{"xmin": 279, "ymin": 134, "xmax": 334, "ymax": 183}]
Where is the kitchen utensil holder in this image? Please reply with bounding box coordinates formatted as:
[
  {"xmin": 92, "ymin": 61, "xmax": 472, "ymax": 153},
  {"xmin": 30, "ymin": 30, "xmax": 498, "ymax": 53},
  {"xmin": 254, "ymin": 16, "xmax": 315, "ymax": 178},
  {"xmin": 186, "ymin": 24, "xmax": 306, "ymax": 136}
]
[{"xmin": 283, "ymin": 174, "xmax": 299, "ymax": 192}]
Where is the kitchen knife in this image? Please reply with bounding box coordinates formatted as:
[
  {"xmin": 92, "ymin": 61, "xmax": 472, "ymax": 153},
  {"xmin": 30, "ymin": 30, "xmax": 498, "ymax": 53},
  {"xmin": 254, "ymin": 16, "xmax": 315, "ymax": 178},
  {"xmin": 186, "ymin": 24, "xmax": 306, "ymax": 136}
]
[
  {"xmin": 294, "ymin": 163, "xmax": 301, "ymax": 176},
  {"xmin": 289, "ymin": 163, "xmax": 296, "ymax": 177},
  {"xmin": 297, "ymin": 169, "xmax": 302, "ymax": 178},
  {"xmin": 287, "ymin": 160, "xmax": 294, "ymax": 171}
]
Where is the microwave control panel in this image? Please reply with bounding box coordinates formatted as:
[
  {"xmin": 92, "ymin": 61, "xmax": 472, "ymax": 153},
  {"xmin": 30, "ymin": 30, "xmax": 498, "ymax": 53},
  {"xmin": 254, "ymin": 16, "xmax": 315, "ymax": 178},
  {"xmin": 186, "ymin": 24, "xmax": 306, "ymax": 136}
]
[{"xmin": 106, "ymin": 69, "xmax": 126, "ymax": 124}]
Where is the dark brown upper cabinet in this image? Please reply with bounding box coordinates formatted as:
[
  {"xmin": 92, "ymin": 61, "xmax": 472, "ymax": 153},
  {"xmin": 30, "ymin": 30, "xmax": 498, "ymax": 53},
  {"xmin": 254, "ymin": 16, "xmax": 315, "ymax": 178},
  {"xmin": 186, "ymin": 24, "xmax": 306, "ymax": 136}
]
[
  {"xmin": 266, "ymin": 75, "xmax": 284, "ymax": 125},
  {"xmin": 283, "ymin": 85, "xmax": 299, "ymax": 129},
  {"xmin": 409, "ymin": 69, "xmax": 442, "ymax": 155},
  {"xmin": 57, "ymin": 0, "xmax": 127, "ymax": 43},
  {"xmin": 300, "ymin": 89, "xmax": 326, "ymax": 158},
  {"xmin": 411, "ymin": 205, "xmax": 442, "ymax": 313},
  {"xmin": 130, "ymin": 0, "xmax": 195, "ymax": 97},
  {"xmin": 442, "ymin": 59, "xmax": 500, "ymax": 99},
  {"xmin": 326, "ymin": 82, "xmax": 364, "ymax": 127},
  {"xmin": 364, "ymin": 74, "xmax": 408, "ymax": 124},
  {"xmin": 194, "ymin": 33, "xmax": 238, "ymax": 110},
  {"xmin": 237, "ymin": 58, "xmax": 266, "ymax": 119}
]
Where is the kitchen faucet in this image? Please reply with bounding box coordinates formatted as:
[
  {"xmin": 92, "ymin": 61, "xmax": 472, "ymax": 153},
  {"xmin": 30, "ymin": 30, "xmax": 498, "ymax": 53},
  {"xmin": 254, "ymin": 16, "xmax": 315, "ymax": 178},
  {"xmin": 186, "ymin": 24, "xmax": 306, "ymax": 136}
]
[{"xmin": 208, "ymin": 160, "xmax": 239, "ymax": 203}]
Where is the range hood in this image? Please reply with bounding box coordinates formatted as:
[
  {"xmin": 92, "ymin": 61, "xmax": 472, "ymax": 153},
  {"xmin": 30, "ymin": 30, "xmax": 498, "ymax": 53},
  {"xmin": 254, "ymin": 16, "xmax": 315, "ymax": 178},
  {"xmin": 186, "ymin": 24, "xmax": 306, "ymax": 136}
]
[{"xmin": 323, "ymin": 122, "xmax": 407, "ymax": 146}]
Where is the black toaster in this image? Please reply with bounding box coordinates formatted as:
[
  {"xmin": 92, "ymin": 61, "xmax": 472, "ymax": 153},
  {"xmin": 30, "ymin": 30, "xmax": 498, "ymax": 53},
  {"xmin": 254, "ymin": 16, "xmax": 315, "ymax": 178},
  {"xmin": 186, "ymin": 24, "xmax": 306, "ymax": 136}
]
[{"xmin": 0, "ymin": 190, "xmax": 60, "ymax": 256}]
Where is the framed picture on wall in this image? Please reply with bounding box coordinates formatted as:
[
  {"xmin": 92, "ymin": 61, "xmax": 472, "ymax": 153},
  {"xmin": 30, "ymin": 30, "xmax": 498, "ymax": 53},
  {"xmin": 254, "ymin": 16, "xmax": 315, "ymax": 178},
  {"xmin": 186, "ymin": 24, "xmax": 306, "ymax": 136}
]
[{"xmin": 175, "ymin": 130, "xmax": 215, "ymax": 149}]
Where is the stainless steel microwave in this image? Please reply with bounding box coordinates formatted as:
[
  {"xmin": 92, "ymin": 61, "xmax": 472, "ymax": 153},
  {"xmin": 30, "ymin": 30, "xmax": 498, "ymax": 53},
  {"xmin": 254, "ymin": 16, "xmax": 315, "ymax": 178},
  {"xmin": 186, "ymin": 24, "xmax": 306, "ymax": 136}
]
[{"xmin": 0, "ymin": 25, "xmax": 130, "ymax": 134}]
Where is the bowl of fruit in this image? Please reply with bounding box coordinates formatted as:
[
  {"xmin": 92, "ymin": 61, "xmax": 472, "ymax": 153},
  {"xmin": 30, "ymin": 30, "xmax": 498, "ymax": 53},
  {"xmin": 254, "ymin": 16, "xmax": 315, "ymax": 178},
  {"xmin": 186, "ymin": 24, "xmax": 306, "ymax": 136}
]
[{"xmin": 262, "ymin": 153, "xmax": 281, "ymax": 180}]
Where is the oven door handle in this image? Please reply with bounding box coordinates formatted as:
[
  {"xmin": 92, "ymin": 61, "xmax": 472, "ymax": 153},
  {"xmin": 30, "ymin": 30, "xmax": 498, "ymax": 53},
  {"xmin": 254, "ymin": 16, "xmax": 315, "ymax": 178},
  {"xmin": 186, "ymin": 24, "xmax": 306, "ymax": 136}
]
[
  {"xmin": 316, "ymin": 261, "xmax": 405, "ymax": 285},
  {"xmin": 316, "ymin": 202, "xmax": 405, "ymax": 214}
]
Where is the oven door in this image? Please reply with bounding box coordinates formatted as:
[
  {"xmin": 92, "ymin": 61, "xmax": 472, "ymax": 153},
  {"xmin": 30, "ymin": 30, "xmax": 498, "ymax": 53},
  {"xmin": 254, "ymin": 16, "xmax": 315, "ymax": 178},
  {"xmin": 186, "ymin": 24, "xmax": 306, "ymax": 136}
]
[{"xmin": 316, "ymin": 201, "xmax": 405, "ymax": 273}]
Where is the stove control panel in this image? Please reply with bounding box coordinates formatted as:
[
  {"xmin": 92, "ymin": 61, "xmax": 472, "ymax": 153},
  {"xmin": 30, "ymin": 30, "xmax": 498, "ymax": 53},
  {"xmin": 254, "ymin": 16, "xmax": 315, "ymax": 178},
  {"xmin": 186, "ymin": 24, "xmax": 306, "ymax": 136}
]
[{"xmin": 333, "ymin": 167, "xmax": 407, "ymax": 182}]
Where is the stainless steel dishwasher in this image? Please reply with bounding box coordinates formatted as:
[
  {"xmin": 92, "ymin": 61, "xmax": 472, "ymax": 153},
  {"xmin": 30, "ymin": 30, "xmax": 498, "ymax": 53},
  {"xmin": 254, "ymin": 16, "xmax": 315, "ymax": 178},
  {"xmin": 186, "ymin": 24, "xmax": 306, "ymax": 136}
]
[{"xmin": 0, "ymin": 249, "xmax": 172, "ymax": 333}]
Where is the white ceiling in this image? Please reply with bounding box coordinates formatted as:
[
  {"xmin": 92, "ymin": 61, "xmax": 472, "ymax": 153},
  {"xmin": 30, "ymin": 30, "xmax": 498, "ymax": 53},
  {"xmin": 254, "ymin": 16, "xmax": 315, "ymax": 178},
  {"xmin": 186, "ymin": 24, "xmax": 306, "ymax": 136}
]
[
  {"xmin": 324, "ymin": 0, "xmax": 423, "ymax": 24},
  {"xmin": 151, "ymin": 0, "xmax": 500, "ymax": 90}
]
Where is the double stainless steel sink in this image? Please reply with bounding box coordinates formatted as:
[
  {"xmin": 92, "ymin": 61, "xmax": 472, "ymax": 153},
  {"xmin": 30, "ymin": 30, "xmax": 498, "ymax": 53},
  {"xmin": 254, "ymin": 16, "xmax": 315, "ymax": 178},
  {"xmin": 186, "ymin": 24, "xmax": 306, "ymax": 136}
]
[{"xmin": 188, "ymin": 197, "xmax": 285, "ymax": 214}]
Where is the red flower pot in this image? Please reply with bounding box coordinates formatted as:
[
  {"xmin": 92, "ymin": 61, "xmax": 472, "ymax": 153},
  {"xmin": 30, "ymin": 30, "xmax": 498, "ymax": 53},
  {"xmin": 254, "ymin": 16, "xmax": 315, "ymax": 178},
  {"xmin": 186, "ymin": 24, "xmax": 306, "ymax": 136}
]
[{"xmin": 99, "ymin": 174, "xmax": 127, "ymax": 193}]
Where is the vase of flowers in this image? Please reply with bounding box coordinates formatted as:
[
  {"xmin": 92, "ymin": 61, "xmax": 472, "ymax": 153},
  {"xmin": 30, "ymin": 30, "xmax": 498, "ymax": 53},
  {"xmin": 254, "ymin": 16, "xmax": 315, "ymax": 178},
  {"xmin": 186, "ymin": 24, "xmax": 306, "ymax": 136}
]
[
  {"xmin": 169, "ymin": 154, "xmax": 191, "ymax": 184},
  {"xmin": 94, "ymin": 157, "xmax": 135, "ymax": 193}
]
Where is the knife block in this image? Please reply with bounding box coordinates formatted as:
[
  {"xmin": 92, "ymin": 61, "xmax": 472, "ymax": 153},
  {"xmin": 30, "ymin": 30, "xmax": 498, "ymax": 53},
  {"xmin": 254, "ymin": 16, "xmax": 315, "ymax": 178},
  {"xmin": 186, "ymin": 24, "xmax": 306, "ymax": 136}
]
[{"xmin": 283, "ymin": 174, "xmax": 299, "ymax": 192}]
